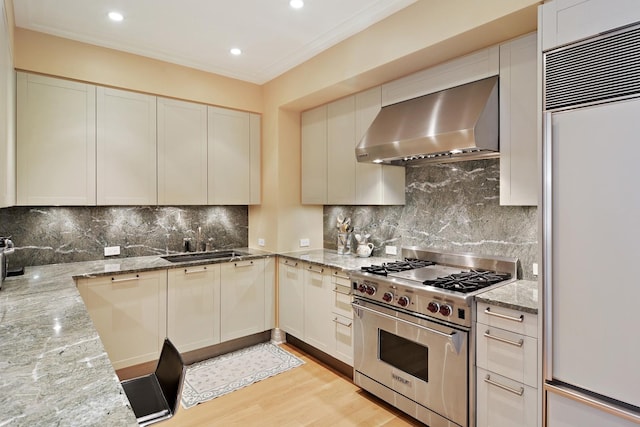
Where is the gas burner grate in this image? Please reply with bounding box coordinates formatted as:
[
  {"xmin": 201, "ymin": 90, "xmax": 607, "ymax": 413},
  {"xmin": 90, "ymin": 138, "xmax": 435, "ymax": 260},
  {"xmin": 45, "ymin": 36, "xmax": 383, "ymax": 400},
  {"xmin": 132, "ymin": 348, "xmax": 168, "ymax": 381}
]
[
  {"xmin": 361, "ymin": 258, "xmax": 435, "ymax": 276},
  {"xmin": 422, "ymin": 269, "xmax": 512, "ymax": 293}
]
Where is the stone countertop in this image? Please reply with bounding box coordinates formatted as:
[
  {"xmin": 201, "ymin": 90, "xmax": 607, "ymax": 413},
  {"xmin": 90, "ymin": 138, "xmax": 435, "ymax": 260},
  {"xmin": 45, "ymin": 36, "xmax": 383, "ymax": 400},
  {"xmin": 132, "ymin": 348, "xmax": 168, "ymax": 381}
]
[
  {"xmin": 278, "ymin": 249, "xmax": 398, "ymax": 272},
  {"xmin": 0, "ymin": 248, "xmax": 274, "ymax": 427},
  {"xmin": 475, "ymin": 280, "xmax": 539, "ymax": 314}
]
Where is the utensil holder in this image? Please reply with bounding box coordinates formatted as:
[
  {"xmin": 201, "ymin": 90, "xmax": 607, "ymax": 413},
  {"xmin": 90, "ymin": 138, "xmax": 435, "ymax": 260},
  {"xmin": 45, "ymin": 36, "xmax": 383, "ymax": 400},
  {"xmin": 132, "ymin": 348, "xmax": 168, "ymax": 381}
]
[{"xmin": 337, "ymin": 233, "xmax": 351, "ymax": 255}]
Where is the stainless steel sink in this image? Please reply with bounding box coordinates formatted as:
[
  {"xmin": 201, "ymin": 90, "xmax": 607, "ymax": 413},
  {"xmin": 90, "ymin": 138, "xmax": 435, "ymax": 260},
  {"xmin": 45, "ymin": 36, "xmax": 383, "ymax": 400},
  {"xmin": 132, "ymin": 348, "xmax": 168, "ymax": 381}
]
[{"xmin": 161, "ymin": 250, "xmax": 249, "ymax": 263}]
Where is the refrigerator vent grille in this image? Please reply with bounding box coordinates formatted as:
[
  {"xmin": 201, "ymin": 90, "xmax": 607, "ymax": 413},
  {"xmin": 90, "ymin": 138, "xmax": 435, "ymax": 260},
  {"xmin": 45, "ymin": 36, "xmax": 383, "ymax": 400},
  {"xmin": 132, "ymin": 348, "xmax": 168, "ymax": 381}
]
[{"xmin": 545, "ymin": 25, "xmax": 640, "ymax": 110}]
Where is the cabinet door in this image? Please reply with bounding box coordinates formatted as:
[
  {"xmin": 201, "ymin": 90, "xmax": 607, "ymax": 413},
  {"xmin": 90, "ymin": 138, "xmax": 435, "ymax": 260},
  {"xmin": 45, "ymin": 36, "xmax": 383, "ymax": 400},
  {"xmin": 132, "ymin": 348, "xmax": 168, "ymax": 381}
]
[
  {"xmin": 327, "ymin": 96, "xmax": 356, "ymax": 204},
  {"xmin": 220, "ymin": 258, "xmax": 266, "ymax": 342},
  {"xmin": 540, "ymin": 0, "xmax": 640, "ymax": 51},
  {"xmin": 355, "ymin": 87, "xmax": 383, "ymax": 204},
  {"xmin": 157, "ymin": 97, "xmax": 208, "ymax": 205},
  {"xmin": 167, "ymin": 264, "xmax": 220, "ymax": 353},
  {"xmin": 97, "ymin": 87, "xmax": 157, "ymax": 205},
  {"xmin": 17, "ymin": 72, "xmax": 96, "ymax": 205},
  {"xmin": 278, "ymin": 258, "xmax": 304, "ymax": 338},
  {"xmin": 499, "ymin": 33, "xmax": 538, "ymax": 206},
  {"xmin": 208, "ymin": 107, "xmax": 257, "ymax": 205},
  {"xmin": 76, "ymin": 271, "xmax": 167, "ymax": 370},
  {"xmin": 332, "ymin": 313, "xmax": 353, "ymax": 366},
  {"xmin": 0, "ymin": 6, "xmax": 14, "ymax": 208},
  {"xmin": 301, "ymin": 105, "xmax": 328, "ymax": 204},
  {"xmin": 303, "ymin": 264, "xmax": 333, "ymax": 353}
]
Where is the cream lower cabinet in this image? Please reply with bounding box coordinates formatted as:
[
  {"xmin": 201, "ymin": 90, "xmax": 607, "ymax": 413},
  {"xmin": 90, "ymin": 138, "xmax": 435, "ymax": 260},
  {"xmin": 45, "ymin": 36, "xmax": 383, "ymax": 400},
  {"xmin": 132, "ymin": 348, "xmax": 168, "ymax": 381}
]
[
  {"xmin": 278, "ymin": 259, "xmax": 355, "ymax": 366},
  {"xmin": 278, "ymin": 258, "xmax": 304, "ymax": 338},
  {"xmin": 76, "ymin": 270, "xmax": 167, "ymax": 370},
  {"xmin": 476, "ymin": 302, "xmax": 539, "ymax": 427},
  {"xmin": 167, "ymin": 264, "xmax": 221, "ymax": 353},
  {"xmin": 330, "ymin": 269, "xmax": 353, "ymax": 365},
  {"xmin": 302, "ymin": 263, "xmax": 333, "ymax": 354},
  {"xmin": 220, "ymin": 257, "xmax": 274, "ymax": 342}
]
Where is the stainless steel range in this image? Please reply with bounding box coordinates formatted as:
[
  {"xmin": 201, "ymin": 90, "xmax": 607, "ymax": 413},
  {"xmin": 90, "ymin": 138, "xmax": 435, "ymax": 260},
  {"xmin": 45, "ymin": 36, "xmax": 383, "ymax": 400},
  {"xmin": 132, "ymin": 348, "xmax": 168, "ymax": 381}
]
[{"xmin": 350, "ymin": 247, "xmax": 518, "ymax": 427}]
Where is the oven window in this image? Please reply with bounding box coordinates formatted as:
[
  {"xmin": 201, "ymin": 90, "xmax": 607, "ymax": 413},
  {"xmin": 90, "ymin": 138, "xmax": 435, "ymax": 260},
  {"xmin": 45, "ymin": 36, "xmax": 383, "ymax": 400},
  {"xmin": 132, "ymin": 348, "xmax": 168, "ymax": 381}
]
[{"xmin": 379, "ymin": 329, "xmax": 428, "ymax": 382}]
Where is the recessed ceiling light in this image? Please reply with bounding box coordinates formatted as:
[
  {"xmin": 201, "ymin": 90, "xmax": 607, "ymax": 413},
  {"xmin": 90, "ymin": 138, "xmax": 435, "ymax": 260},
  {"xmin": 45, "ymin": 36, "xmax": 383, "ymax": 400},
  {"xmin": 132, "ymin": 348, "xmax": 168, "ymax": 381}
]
[
  {"xmin": 290, "ymin": 0, "xmax": 304, "ymax": 9},
  {"xmin": 108, "ymin": 11, "xmax": 124, "ymax": 22},
  {"xmin": 230, "ymin": 48, "xmax": 242, "ymax": 56}
]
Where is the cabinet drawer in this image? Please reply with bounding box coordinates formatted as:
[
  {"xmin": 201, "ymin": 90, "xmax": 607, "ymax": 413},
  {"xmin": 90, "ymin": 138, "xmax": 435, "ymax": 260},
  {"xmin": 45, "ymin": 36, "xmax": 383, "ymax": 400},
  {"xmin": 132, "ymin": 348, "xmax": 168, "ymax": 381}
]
[
  {"xmin": 476, "ymin": 325, "xmax": 537, "ymax": 387},
  {"xmin": 332, "ymin": 283, "xmax": 352, "ymax": 318},
  {"xmin": 331, "ymin": 269, "xmax": 350, "ymax": 287},
  {"xmin": 476, "ymin": 302, "xmax": 537, "ymax": 337},
  {"xmin": 477, "ymin": 367, "xmax": 537, "ymax": 427},
  {"xmin": 333, "ymin": 313, "xmax": 353, "ymax": 366}
]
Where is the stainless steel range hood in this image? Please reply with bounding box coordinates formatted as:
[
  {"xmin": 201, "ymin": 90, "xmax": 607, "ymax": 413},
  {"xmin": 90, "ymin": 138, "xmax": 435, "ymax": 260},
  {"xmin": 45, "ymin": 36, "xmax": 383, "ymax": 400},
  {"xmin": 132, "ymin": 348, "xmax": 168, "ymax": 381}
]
[{"xmin": 356, "ymin": 76, "xmax": 499, "ymax": 166}]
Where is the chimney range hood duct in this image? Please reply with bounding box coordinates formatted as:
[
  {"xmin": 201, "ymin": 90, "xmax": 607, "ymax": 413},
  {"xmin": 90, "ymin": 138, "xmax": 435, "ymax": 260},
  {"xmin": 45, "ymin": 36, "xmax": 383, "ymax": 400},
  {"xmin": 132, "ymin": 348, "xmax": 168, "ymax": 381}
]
[{"xmin": 356, "ymin": 76, "xmax": 499, "ymax": 166}]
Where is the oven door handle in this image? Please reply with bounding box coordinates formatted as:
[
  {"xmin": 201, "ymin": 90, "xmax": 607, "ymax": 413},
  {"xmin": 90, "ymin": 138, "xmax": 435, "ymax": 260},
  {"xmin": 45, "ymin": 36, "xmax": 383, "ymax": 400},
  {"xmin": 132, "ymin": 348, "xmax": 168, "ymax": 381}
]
[{"xmin": 352, "ymin": 302, "xmax": 464, "ymax": 355}]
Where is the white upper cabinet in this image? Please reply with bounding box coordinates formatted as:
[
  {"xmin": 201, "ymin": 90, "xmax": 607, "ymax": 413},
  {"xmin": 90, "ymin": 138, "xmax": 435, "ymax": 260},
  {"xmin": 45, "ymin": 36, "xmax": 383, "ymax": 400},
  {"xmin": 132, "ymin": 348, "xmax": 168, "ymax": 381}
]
[
  {"xmin": 157, "ymin": 97, "xmax": 208, "ymax": 205},
  {"xmin": 0, "ymin": 2, "xmax": 14, "ymax": 208},
  {"xmin": 355, "ymin": 87, "xmax": 405, "ymax": 205},
  {"xmin": 17, "ymin": 72, "xmax": 96, "ymax": 205},
  {"xmin": 499, "ymin": 33, "xmax": 538, "ymax": 206},
  {"xmin": 97, "ymin": 87, "xmax": 157, "ymax": 205},
  {"xmin": 301, "ymin": 86, "xmax": 405, "ymax": 206},
  {"xmin": 381, "ymin": 46, "xmax": 499, "ymax": 106},
  {"xmin": 208, "ymin": 107, "xmax": 261, "ymax": 205},
  {"xmin": 327, "ymin": 96, "xmax": 356, "ymax": 204},
  {"xmin": 301, "ymin": 105, "xmax": 328, "ymax": 204},
  {"xmin": 540, "ymin": 0, "xmax": 640, "ymax": 51}
]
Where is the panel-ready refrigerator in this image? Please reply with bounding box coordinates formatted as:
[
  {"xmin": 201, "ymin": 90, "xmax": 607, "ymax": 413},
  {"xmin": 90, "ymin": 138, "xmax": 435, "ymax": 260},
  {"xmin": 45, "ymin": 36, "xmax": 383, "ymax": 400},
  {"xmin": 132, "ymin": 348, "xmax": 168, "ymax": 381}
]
[{"xmin": 542, "ymin": 21, "xmax": 640, "ymax": 427}]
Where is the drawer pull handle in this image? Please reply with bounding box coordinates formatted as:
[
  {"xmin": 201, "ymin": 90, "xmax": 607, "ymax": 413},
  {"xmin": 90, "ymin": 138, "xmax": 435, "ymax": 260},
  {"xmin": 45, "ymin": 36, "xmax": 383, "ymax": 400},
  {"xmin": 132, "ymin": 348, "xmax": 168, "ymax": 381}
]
[
  {"xmin": 333, "ymin": 287, "xmax": 351, "ymax": 296},
  {"xmin": 185, "ymin": 267, "xmax": 207, "ymax": 274},
  {"xmin": 333, "ymin": 317, "xmax": 352, "ymax": 327},
  {"xmin": 484, "ymin": 330, "xmax": 524, "ymax": 347},
  {"xmin": 235, "ymin": 261, "xmax": 254, "ymax": 268},
  {"xmin": 484, "ymin": 307, "xmax": 524, "ymax": 323},
  {"xmin": 111, "ymin": 274, "xmax": 139, "ymax": 283},
  {"xmin": 284, "ymin": 260, "xmax": 298, "ymax": 267},
  {"xmin": 484, "ymin": 375, "xmax": 524, "ymax": 396},
  {"xmin": 308, "ymin": 265, "xmax": 324, "ymax": 274}
]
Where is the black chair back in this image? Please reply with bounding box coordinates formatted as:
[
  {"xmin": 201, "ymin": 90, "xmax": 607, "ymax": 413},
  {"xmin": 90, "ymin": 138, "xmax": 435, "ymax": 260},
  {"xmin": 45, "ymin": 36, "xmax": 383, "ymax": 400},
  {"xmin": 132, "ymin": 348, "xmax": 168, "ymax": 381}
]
[{"xmin": 156, "ymin": 338, "xmax": 185, "ymax": 416}]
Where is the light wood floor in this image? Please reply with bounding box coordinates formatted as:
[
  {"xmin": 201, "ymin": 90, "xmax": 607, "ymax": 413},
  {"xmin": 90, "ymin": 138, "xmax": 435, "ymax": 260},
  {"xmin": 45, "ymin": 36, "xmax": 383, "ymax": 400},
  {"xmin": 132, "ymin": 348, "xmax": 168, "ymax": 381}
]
[{"xmin": 164, "ymin": 343, "xmax": 424, "ymax": 427}]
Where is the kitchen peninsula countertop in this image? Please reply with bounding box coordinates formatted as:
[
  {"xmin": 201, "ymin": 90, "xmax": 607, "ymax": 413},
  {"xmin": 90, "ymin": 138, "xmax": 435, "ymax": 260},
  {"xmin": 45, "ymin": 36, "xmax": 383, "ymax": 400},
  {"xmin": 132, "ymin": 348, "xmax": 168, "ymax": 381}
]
[
  {"xmin": 475, "ymin": 279, "xmax": 539, "ymax": 314},
  {"xmin": 0, "ymin": 248, "xmax": 273, "ymax": 427}
]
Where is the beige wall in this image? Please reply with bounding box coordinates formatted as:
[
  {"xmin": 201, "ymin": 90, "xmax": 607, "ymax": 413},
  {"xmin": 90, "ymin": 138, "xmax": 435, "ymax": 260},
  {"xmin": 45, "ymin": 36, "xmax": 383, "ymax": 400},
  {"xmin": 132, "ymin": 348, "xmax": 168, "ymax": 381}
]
[
  {"xmin": 8, "ymin": 0, "xmax": 540, "ymax": 253},
  {"xmin": 13, "ymin": 28, "xmax": 262, "ymax": 113}
]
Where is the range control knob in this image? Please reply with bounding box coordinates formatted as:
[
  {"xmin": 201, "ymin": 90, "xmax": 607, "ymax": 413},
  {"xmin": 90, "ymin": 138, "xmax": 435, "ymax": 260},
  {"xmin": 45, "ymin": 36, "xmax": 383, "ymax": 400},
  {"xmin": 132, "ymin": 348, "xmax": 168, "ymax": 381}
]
[
  {"xmin": 358, "ymin": 284, "xmax": 367, "ymax": 294},
  {"xmin": 439, "ymin": 304, "xmax": 452, "ymax": 317},
  {"xmin": 398, "ymin": 296, "xmax": 410, "ymax": 307},
  {"xmin": 365, "ymin": 285, "xmax": 376, "ymax": 296},
  {"xmin": 427, "ymin": 301, "xmax": 440, "ymax": 313},
  {"xmin": 382, "ymin": 292, "xmax": 394, "ymax": 302}
]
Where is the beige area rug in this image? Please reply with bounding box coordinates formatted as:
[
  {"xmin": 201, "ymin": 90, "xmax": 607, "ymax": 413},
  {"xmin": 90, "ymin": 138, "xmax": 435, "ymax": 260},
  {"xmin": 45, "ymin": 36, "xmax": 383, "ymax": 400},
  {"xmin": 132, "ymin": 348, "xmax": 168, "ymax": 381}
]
[{"xmin": 181, "ymin": 342, "xmax": 304, "ymax": 409}]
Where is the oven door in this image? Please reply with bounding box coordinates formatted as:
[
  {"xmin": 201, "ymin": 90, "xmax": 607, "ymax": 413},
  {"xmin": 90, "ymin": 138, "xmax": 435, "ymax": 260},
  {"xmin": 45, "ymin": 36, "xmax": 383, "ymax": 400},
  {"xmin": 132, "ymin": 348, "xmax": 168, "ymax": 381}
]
[{"xmin": 352, "ymin": 299, "xmax": 468, "ymax": 426}]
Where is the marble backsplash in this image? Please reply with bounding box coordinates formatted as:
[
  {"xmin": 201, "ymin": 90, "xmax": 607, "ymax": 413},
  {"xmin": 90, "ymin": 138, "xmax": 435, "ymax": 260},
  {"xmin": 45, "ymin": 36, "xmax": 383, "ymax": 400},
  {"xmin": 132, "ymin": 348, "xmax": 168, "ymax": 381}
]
[
  {"xmin": 0, "ymin": 206, "xmax": 248, "ymax": 268},
  {"xmin": 324, "ymin": 159, "xmax": 538, "ymax": 280}
]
